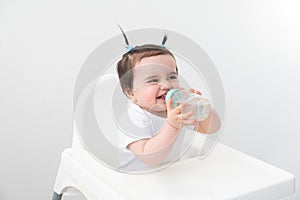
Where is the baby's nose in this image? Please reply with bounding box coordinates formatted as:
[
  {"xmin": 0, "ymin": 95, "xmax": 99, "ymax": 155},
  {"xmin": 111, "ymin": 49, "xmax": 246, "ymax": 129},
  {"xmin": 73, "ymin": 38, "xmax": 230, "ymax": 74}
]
[{"xmin": 159, "ymin": 80, "xmax": 172, "ymax": 89}]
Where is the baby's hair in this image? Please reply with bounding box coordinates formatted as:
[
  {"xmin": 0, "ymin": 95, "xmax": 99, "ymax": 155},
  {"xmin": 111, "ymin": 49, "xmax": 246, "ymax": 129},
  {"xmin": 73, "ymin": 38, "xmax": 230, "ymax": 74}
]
[
  {"xmin": 116, "ymin": 26, "xmax": 177, "ymax": 96},
  {"xmin": 161, "ymin": 34, "xmax": 167, "ymax": 46},
  {"xmin": 118, "ymin": 24, "xmax": 131, "ymax": 50}
]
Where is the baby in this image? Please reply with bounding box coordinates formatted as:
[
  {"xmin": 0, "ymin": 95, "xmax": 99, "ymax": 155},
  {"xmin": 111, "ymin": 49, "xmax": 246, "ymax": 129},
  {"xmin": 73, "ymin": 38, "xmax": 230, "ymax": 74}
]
[{"xmin": 116, "ymin": 30, "xmax": 220, "ymax": 172}]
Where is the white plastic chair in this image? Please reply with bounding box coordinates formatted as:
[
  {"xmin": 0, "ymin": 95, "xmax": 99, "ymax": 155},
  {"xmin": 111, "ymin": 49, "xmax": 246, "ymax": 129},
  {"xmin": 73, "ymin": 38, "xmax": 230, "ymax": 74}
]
[{"xmin": 52, "ymin": 74, "xmax": 295, "ymax": 200}]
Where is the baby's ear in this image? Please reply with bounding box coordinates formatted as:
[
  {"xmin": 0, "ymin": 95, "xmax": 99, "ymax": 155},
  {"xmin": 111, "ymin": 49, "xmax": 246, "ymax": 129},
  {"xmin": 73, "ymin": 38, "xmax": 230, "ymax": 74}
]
[
  {"xmin": 125, "ymin": 88, "xmax": 138, "ymax": 103},
  {"xmin": 124, "ymin": 87, "xmax": 133, "ymax": 98}
]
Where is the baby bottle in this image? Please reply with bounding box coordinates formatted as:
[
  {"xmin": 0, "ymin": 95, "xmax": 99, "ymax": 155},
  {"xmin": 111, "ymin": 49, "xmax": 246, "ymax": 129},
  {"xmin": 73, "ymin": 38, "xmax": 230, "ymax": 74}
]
[{"xmin": 165, "ymin": 89, "xmax": 211, "ymax": 121}]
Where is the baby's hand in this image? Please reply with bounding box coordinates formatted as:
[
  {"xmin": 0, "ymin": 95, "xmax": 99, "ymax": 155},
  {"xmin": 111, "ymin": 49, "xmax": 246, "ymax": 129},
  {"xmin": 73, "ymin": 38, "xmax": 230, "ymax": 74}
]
[
  {"xmin": 189, "ymin": 87, "xmax": 202, "ymax": 95},
  {"xmin": 178, "ymin": 87, "xmax": 202, "ymax": 95},
  {"xmin": 166, "ymin": 98, "xmax": 198, "ymax": 129}
]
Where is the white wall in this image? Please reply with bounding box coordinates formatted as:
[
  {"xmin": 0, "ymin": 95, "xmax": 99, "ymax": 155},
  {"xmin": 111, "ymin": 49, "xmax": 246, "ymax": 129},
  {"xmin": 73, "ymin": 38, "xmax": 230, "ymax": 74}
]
[{"xmin": 0, "ymin": 0, "xmax": 299, "ymax": 199}]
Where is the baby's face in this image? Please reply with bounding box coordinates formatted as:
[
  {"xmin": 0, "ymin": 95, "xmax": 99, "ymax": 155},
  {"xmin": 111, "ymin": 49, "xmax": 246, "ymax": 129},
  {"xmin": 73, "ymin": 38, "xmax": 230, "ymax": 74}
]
[{"xmin": 130, "ymin": 54, "xmax": 179, "ymax": 114}]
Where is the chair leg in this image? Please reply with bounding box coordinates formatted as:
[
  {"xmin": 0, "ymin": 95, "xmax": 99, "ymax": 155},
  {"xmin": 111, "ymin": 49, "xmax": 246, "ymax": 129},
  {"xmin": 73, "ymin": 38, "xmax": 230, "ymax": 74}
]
[{"xmin": 52, "ymin": 192, "xmax": 63, "ymax": 200}]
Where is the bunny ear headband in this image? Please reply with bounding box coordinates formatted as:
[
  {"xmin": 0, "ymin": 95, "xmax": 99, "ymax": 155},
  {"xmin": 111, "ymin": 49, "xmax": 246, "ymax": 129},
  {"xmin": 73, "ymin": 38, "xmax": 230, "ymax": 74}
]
[{"xmin": 118, "ymin": 24, "xmax": 168, "ymax": 53}]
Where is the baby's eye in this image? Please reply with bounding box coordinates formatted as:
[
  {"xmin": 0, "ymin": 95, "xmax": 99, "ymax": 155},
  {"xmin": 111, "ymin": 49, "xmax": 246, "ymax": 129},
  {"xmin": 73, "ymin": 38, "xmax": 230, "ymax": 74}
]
[
  {"xmin": 168, "ymin": 75, "xmax": 178, "ymax": 80},
  {"xmin": 147, "ymin": 79, "xmax": 159, "ymax": 83}
]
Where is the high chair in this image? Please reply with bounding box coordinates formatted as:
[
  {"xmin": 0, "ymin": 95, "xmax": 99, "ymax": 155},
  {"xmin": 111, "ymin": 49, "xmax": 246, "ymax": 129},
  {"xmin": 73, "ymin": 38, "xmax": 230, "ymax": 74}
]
[{"xmin": 52, "ymin": 74, "xmax": 295, "ymax": 200}]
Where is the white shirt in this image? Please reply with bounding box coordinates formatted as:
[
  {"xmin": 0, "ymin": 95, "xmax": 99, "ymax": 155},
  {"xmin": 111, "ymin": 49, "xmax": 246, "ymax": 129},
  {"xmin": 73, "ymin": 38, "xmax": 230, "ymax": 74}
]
[{"xmin": 117, "ymin": 103, "xmax": 195, "ymax": 173}]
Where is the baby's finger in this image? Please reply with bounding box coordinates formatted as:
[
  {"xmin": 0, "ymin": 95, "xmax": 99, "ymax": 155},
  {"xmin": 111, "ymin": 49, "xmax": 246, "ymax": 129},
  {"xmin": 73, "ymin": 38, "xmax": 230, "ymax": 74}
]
[
  {"xmin": 189, "ymin": 87, "xmax": 201, "ymax": 95},
  {"xmin": 182, "ymin": 118, "xmax": 198, "ymax": 126},
  {"xmin": 194, "ymin": 90, "xmax": 201, "ymax": 95},
  {"xmin": 174, "ymin": 104, "xmax": 182, "ymax": 114},
  {"xmin": 180, "ymin": 111, "xmax": 194, "ymax": 120},
  {"xmin": 167, "ymin": 98, "xmax": 173, "ymax": 111},
  {"xmin": 195, "ymin": 90, "xmax": 201, "ymax": 95}
]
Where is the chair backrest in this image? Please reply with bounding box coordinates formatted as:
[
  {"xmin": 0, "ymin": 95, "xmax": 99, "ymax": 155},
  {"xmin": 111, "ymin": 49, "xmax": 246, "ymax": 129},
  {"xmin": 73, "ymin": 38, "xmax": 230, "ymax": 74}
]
[{"xmin": 72, "ymin": 74, "xmax": 124, "ymax": 168}]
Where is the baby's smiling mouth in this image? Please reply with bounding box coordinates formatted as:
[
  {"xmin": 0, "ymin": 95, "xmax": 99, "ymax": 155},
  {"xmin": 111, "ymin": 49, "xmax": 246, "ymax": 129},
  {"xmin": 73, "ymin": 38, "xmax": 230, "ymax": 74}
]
[{"xmin": 156, "ymin": 94, "xmax": 166, "ymax": 100}]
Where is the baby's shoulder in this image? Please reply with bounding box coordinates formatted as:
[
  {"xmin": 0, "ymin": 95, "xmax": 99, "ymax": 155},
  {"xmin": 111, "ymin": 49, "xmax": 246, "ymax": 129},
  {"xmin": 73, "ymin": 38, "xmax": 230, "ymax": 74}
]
[{"xmin": 128, "ymin": 104, "xmax": 151, "ymax": 128}]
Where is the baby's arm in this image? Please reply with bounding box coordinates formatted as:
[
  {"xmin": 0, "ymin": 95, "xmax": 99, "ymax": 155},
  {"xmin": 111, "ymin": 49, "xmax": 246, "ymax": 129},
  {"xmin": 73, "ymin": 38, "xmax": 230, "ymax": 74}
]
[
  {"xmin": 188, "ymin": 88, "xmax": 221, "ymax": 134},
  {"xmin": 128, "ymin": 99, "xmax": 197, "ymax": 167},
  {"xmin": 195, "ymin": 109, "xmax": 221, "ymax": 134}
]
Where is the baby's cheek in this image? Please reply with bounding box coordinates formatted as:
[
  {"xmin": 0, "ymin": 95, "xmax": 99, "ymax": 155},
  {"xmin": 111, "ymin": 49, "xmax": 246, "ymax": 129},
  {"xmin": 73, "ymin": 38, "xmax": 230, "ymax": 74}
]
[
  {"xmin": 172, "ymin": 82, "xmax": 180, "ymax": 88},
  {"xmin": 142, "ymin": 87, "xmax": 158, "ymax": 100}
]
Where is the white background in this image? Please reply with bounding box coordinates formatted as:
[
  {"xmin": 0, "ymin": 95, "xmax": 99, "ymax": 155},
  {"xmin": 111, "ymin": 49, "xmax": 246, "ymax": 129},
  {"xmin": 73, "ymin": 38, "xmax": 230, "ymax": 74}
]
[{"xmin": 0, "ymin": 0, "xmax": 299, "ymax": 199}]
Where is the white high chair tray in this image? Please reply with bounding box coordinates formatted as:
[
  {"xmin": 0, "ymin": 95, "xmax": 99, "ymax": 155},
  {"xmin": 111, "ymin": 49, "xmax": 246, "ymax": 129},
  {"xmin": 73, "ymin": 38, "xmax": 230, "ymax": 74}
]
[{"xmin": 54, "ymin": 142, "xmax": 295, "ymax": 200}]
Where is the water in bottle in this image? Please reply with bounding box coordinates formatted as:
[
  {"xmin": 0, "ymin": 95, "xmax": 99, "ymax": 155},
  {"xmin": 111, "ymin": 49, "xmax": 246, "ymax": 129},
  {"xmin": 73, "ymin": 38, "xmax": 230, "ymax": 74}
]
[{"xmin": 165, "ymin": 88, "xmax": 211, "ymax": 121}]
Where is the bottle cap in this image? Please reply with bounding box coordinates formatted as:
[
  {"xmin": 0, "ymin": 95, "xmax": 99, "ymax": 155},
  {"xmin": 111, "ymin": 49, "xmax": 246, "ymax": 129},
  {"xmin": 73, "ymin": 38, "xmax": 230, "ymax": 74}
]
[{"xmin": 165, "ymin": 88, "xmax": 181, "ymax": 107}]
